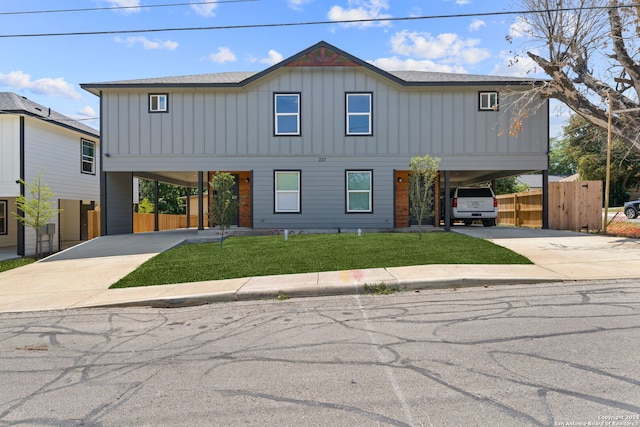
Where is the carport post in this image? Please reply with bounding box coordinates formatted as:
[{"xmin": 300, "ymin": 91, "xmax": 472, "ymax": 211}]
[
  {"xmin": 153, "ymin": 180, "xmax": 159, "ymax": 232},
  {"xmin": 198, "ymin": 172, "xmax": 204, "ymax": 231},
  {"xmin": 444, "ymin": 170, "xmax": 451, "ymax": 232},
  {"xmin": 542, "ymin": 170, "xmax": 549, "ymax": 229},
  {"xmin": 186, "ymin": 189, "xmax": 191, "ymax": 229}
]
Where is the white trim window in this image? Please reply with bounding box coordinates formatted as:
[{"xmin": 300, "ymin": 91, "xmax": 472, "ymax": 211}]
[
  {"xmin": 274, "ymin": 93, "xmax": 301, "ymax": 136},
  {"xmin": 81, "ymin": 139, "xmax": 96, "ymax": 175},
  {"xmin": 149, "ymin": 93, "xmax": 168, "ymax": 112},
  {"xmin": 275, "ymin": 171, "xmax": 301, "ymax": 213},
  {"xmin": 346, "ymin": 170, "xmax": 372, "ymax": 213},
  {"xmin": 0, "ymin": 200, "xmax": 6, "ymax": 235},
  {"xmin": 479, "ymin": 91, "xmax": 498, "ymax": 111},
  {"xmin": 346, "ymin": 93, "xmax": 372, "ymax": 135}
]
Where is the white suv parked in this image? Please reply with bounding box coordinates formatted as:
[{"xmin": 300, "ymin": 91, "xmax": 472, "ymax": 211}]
[{"xmin": 451, "ymin": 187, "xmax": 498, "ymax": 226}]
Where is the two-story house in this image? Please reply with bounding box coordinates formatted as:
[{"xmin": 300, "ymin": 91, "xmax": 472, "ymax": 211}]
[
  {"xmin": 0, "ymin": 93, "xmax": 100, "ymax": 257},
  {"xmin": 81, "ymin": 41, "xmax": 549, "ymax": 235}
]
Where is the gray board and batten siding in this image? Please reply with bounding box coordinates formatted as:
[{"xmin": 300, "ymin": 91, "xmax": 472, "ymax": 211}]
[
  {"xmin": 82, "ymin": 41, "xmax": 549, "ymax": 232},
  {"xmin": 95, "ymin": 68, "xmax": 548, "ymax": 168}
]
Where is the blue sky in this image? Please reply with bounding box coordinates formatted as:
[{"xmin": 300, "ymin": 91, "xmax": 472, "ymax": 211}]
[{"xmin": 0, "ymin": 0, "xmax": 568, "ymax": 135}]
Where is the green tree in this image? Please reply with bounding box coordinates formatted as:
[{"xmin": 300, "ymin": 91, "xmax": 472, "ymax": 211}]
[
  {"xmin": 209, "ymin": 172, "xmax": 240, "ymax": 248},
  {"xmin": 548, "ymin": 136, "xmax": 577, "ymax": 176},
  {"xmin": 14, "ymin": 169, "xmax": 61, "ymax": 259},
  {"xmin": 137, "ymin": 198, "xmax": 154, "ymax": 213},
  {"xmin": 138, "ymin": 180, "xmax": 186, "ymax": 214},
  {"xmin": 409, "ymin": 155, "xmax": 441, "ymax": 240},
  {"xmin": 562, "ymin": 115, "xmax": 640, "ymax": 206},
  {"xmin": 494, "ymin": 177, "xmax": 529, "ymax": 195}
]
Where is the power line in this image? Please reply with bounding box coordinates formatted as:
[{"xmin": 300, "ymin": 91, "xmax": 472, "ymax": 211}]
[
  {"xmin": 0, "ymin": 3, "xmax": 639, "ymax": 39},
  {"xmin": 0, "ymin": 0, "xmax": 257, "ymax": 16}
]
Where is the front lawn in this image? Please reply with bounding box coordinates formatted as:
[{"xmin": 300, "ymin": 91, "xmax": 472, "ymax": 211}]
[
  {"xmin": 0, "ymin": 258, "xmax": 35, "ymax": 273},
  {"xmin": 111, "ymin": 232, "xmax": 531, "ymax": 288}
]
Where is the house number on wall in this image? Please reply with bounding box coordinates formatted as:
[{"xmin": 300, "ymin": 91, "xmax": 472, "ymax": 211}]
[{"xmin": 318, "ymin": 157, "xmax": 326, "ymax": 162}]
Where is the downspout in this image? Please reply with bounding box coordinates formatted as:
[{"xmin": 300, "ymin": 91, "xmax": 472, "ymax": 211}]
[
  {"xmin": 99, "ymin": 91, "xmax": 107, "ymax": 236},
  {"xmin": 17, "ymin": 116, "xmax": 25, "ymax": 256}
]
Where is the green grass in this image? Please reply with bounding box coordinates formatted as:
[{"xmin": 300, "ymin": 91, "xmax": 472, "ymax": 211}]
[
  {"xmin": 111, "ymin": 232, "xmax": 531, "ymax": 289},
  {"xmin": 0, "ymin": 257, "xmax": 35, "ymax": 273}
]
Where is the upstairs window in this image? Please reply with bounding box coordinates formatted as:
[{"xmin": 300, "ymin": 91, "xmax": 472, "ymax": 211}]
[
  {"xmin": 274, "ymin": 93, "xmax": 301, "ymax": 136},
  {"xmin": 346, "ymin": 170, "xmax": 372, "ymax": 213},
  {"xmin": 346, "ymin": 93, "xmax": 372, "ymax": 135},
  {"xmin": 81, "ymin": 139, "xmax": 96, "ymax": 175},
  {"xmin": 0, "ymin": 200, "xmax": 6, "ymax": 235},
  {"xmin": 275, "ymin": 171, "xmax": 301, "ymax": 213},
  {"xmin": 479, "ymin": 91, "xmax": 498, "ymax": 111},
  {"xmin": 149, "ymin": 93, "xmax": 168, "ymax": 112}
]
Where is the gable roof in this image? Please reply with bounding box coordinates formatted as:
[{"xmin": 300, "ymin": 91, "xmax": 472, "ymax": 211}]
[
  {"xmin": 0, "ymin": 92, "xmax": 99, "ymax": 138},
  {"xmin": 81, "ymin": 40, "xmax": 545, "ymax": 95}
]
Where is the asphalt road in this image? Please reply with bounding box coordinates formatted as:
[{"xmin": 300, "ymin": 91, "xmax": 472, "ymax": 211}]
[{"xmin": 1, "ymin": 280, "xmax": 639, "ymax": 427}]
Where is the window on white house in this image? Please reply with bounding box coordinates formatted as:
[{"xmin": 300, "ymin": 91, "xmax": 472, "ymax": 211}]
[
  {"xmin": 346, "ymin": 93, "xmax": 372, "ymax": 135},
  {"xmin": 81, "ymin": 139, "xmax": 96, "ymax": 175},
  {"xmin": 275, "ymin": 171, "xmax": 301, "ymax": 213},
  {"xmin": 0, "ymin": 200, "xmax": 6, "ymax": 235},
  {"xmin": 479, "ymin": 91, "xmax": 498, "ymax": 111},
  {"xmin": 346, "ymin": 170, "xmax": 372, "ymax": 213},
  {"xmin": 274, "ymin": 93, "xmax": 301, "ymax": 136},
  {"xmin": 149, "ymin": 94, "xmax": 168, "ymax": 112}
]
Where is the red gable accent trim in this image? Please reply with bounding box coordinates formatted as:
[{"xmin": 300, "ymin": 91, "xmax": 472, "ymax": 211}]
[{"xmin": 286, "ymin": 46, "xmax": 360, "ymax": 67}]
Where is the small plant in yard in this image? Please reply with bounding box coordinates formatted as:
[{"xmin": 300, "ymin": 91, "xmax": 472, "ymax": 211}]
[
  {"xmin": 209, "ymin": 172, "xmax": 242, "ymax": 248},
  {"xmin": 409, "ymin": 155, "xmax": 441, "ymax": 240},
  {"xmin": 276, "ymin": 293, "xmax": 290, "ymax": 300},
  {"xmin": 363, "ymin": 283, "xmax": 400, "ymax": 295},
  {"xmin": 14, "ymin": 169, "xmax": 61, "ymax": 259}
]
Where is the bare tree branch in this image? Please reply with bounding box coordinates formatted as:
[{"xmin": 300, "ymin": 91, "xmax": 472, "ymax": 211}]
[{"xmin": 513, "ymin": 0, "xmax": 640, "ymax": 153}]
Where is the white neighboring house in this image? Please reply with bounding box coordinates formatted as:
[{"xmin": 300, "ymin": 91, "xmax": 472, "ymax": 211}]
[{"xmin": 0, "ymin": 92, "xmax": 100, "ymax": 257}]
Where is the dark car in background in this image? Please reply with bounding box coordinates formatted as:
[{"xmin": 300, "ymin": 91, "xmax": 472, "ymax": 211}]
[{"xmin": 624, "ymin": 199, "xmax": 640, "ymax": 219}]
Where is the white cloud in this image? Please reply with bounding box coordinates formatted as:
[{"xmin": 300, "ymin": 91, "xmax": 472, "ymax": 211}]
[
  {"xmin": 104, "ymin": 0, "xmax": 141, "ymax": 14},
  {"xmin": 77, "ymin": 106, "xmax": 96, "ymax": 118},
  {"xmin": 509, "ymin": 16, "xmax": 532, "ymax": 39},
  {"xmin": 370, "ymin": 57, "xmax": 467, "ymax": 73},
  {"xmin": 191, "ymin": 1, "xmax": 218, "ymax": 17},
  {"xmin": 490, "ymin": 50, "xmax": 542, "ymax": 77},
  {"xmin": 260, "ymin": 49, "xmax": 284, "ymax": 66},
  {"xmin": 114, "ymin": 36, "xmax": 178, "ymax": 50},
  {"xmin": 209, "ymin": 47, "xmax": 237, "ymax": 63},
  {"xmin": 288, "ymin": 0, "xmax": 313, "ymax": 10},
  {"xmin": 328, "ymin": 0, "xmax": 392, "ymax": 28},
  {"xmin": 0, "ymin": 70, "xmax": 81, "ymax": 100},
  {"xmin": 469, "ymin": 19, "xmax": 485, "ymax": 32},
  {"xmin": 389, "ymin": 30, "xmax": 491, "ymax": 65}
]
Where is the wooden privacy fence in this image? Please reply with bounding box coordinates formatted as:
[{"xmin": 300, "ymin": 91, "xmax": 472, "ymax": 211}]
[
  {"xmin": 548, "ymin": 180, "xmax": 602, "ymax": 232},
  {"xmin": 87, "ymin": 210, "xmax": 100, "ymax": 240},
  {"xmin": 497, "ymin": 181, "xmax": 603, "ymax": 232},
  {"xmin": 134, "ymin": 213, "xmax": 199, "ymax": 233},
  {"xmin": 87, "ymin": 211, "xmax": 199, "ymax": 236},
  {"xmin": 496, "ymin": 190, "xmax": 543, "ymax": 228}
]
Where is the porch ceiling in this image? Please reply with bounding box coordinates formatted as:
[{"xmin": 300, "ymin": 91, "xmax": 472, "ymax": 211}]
[{"xmin": 133, "ymin": 169, "xmax": 537, "ymax": 189}]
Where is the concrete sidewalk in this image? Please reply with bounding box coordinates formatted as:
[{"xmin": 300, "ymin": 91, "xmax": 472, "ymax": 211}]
[{"xmin": 1, "ymin": 227, "xmax": 639, "ymax": 313}]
